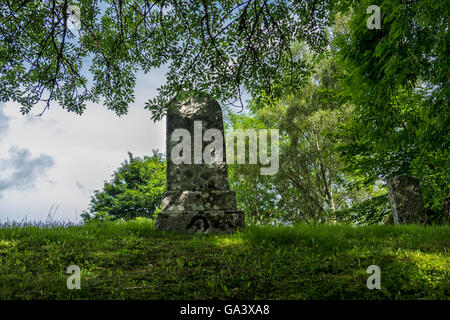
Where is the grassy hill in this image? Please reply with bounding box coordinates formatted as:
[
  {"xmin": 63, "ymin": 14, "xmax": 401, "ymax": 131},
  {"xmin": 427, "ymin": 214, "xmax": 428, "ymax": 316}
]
[{"xmin": 0, "ymin": 219, "xmax": 448, "ymax": 299}]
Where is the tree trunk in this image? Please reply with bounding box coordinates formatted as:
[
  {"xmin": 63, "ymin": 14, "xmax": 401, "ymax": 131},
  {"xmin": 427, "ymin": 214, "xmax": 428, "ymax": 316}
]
[{"xmin": 313, "ymin": 130, "xmax": 336, "ymax": 217}]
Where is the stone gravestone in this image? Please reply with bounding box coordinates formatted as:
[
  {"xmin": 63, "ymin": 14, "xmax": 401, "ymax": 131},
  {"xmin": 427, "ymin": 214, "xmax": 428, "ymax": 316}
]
[
  {"xmin": 156, "ymin": 96, "xmax": 245, "ymax": 233},
  {"xmin": 387, "ymin": 174, "xmax": 426, "ymax": 224}
]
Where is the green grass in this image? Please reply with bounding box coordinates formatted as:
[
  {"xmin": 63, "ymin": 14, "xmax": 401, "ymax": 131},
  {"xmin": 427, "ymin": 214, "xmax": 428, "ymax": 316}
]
[{"xmin": 0, "ymin": 219, "xmax": 449, "ymax": 299}]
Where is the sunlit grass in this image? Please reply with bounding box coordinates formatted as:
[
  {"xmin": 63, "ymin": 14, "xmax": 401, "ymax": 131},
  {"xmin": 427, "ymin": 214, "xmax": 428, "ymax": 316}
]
[{"xmin": 0, "ymin": 220, "xmax": 448, "ymax": 299}]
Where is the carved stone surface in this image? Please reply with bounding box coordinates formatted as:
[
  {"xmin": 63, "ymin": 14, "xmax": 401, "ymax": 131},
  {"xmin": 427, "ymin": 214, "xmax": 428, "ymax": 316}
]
[
  {"xmin": 387, "ymin": 174, "xmax": 426, "ymax": 224},
  {"xmin": 156, "ymin": 96, "xmax": 245, "ymax": 233}
]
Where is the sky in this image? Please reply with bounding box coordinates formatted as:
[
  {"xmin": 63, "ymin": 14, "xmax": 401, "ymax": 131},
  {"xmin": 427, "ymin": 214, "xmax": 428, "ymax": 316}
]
[{"xmin": 0, "ymin": 69, "xmax": 167, "ymax": 223}]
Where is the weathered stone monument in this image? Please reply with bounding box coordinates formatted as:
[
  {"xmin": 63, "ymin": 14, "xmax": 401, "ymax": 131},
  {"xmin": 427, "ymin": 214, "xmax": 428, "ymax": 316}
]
[
  {"xmin": 387, "ymin": 174, "xmax": 426, "ymax": 224},
  {"xmin": 155, "ymin": 96, "xmax": 245, "ymax": 233}
]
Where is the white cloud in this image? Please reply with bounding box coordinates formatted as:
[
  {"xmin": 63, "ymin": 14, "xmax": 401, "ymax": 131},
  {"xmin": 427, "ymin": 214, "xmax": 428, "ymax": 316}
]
[
  {"xmin": 0, "ymin": 105, "xmax": 9, "ymax": 139},
  {"xmin": 0, "ymin": 69, "xmax": 167, "ymax": 222},
  {"xmin": 0, "ymin": 146, "xmax": 54, "ymax": 196}
]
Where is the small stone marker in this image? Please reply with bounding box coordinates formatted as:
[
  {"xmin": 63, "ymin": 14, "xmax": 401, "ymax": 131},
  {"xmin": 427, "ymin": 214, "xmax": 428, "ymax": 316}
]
[
  {"xmin": 155, "ymin": 96, "xmax": 245, "ymax": 233},
  {"xmin": 387, "ymin": 174, "xmax": 426, "ymax": 224}
]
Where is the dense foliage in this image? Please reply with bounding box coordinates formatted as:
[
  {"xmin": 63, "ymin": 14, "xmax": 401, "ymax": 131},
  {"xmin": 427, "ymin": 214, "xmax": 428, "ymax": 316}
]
[
  {"xmin": 332, "ymin": 194, "xmax": 391, "ymax": 225},
  {"xmin": 81, "ymin": 151, "xmax": 166, "ymax": 222},
  {"xmin": 226, "ymin": 0, "xmax": 449, "ymax": 224},
  {"xmin": 333, "ymin": 0, "xmax": 449, "ymax": 218},
  {"xmin": 227, "ymin": 55, "xmax": 390, "ymax": 224}
]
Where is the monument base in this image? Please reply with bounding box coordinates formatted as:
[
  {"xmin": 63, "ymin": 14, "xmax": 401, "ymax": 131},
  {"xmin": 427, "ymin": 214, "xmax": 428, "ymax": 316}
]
[
  {"xmin": 161, "ymin": 190, "xmax": 239, "ymax": 212},
  {"xmin": 156, "ymin": 210, "xmax": 245, "ymax": 233}
]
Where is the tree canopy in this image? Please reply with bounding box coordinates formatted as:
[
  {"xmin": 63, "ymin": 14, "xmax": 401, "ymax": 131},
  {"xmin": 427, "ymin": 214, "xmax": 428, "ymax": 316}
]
[
  {"xmin": 0, "ymin": 0, "xmax": 347, "ymax": 119},
  {"xmin": 81, "ymin": 151, "xmax": 166, "ymax": 222}
]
